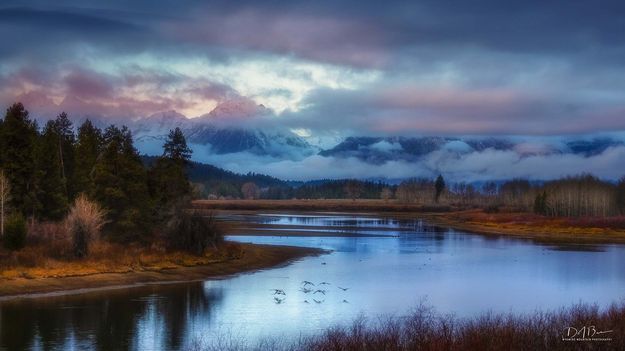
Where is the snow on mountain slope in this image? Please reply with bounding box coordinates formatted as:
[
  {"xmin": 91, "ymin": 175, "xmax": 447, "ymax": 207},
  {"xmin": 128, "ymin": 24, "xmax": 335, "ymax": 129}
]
[{"xmin": 129, "ymin": 101, "xmax": 315, "ymax": 161}]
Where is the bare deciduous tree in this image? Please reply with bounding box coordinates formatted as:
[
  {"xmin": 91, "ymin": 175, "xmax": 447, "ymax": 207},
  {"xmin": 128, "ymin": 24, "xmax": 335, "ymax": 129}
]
[
  {"xmin": 380, "ymin": 188, "xmax": 393, "ymax": 202},
  {"xmin": 241, "ymin": 182, "xmax": 260, "ymax": 200},
  {"xmin": 65, "ymin": 194, "xmax": 107, "ymax": 258},
  {"xmin": 344, "ymin": 180, "xmax": 363, "ymax": 201},
  {"xmin": 0, "ymin": 169, "xmax": 10, "ymax": 237},
  {"xmin": 396, "ymin": 178, "xmax": 434, "ymax": 204}
]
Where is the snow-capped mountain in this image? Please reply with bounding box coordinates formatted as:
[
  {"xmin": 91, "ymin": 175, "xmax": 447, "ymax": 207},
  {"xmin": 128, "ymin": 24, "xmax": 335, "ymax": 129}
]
[
  {"xmin": 57, "ymin": 99, "xmax": 624, "ymax": 167},
  {"xmin": 196, "ymin": 98, "xmax": 269, "ymax": 121},
  {"xmin": 128, "ymin": 101, "xmax": 316, "ymax": 160}
]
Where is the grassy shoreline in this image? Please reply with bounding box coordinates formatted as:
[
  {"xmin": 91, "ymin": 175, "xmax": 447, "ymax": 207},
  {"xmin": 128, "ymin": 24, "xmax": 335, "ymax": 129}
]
[
  {"xmin": 0, "ymin": 242, "xmax": 324, "ymax": 300},
  {"xmin": 417, "ymin": 211, "xmax": 625, "ymax": 244},
  {"xmin": 195, "ymin": 199, "xmax": 625, "ymax": 244}
]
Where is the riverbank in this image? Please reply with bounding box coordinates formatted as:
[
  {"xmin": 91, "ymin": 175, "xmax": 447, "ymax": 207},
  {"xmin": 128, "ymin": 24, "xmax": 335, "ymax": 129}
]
[
  {"xmin": 193, "ymin": 198, "xmax": 450, "ymax": 212},
  {"xmin": 420, "ymin": 210, "xmax": 625, "ymax": 244},
  {"xmin": 194, "ymin": 199, "xmax": 625, "ymax": 244},
  {"xmin": 0, "ymin": 242, "xmax": 323, "ymax": 300}
]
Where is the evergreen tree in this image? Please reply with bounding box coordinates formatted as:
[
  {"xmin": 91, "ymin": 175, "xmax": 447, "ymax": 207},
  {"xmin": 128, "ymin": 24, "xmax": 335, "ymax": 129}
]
[
  {"xmin": 74, "ymin": 120, "xmax": 103, "ymax": 195},
  {"xmin": 35, "ymin": 121, "xmax": 69, "ymax": 220},
  {"xmin": 163, "ymin": 127, "xmax": 192, "ymax": 163},
  {"xmin": 434, "ymin": 175, "xmax": 446, "ymax": 203},
  {"xmin": 52, "ymin": 112, "xmax": 76, "ymax": 199},
  {"xmin": 149, "ymin": 128, "xmax": 192, "ymax": 211},
  {"xmin": 533, "ymin": 191, "xmax": 548, "ymax": 215},
  {"xmin": 92, "ymin": 125, "xmax": 153, "ymax": 242},
  {"xmin": 0, "ymin": 103, "xmax": 39, "ymax": 216}
]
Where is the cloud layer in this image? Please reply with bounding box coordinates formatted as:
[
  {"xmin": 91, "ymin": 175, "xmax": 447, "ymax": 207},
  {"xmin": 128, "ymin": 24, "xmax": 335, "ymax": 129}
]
[
  {"xmin": 1, "ymin": 0, "xmax": 624, "ymax": 137},
  {"xmin": 190, "ymin": 145, "xmax": 625, "ymax": 182}
]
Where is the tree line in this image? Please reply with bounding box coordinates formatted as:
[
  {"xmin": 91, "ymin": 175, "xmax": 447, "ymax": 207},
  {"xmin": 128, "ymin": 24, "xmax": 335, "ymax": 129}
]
[
  {"xmin": 226, "ymin": 173, "xmax": 625, "ymax": 218},
  {"xmin": 395, "ymin": 174, "xmax": 625, "ymax": 217},
  {"xmin": 0, "ymin": 102, "xmax": 218, "ymax": 254}
]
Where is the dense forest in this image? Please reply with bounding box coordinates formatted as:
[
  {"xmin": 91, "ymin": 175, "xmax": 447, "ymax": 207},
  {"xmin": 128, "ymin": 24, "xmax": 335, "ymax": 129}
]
[{"xmin": 0, "ymin": 103, "xmax": 218, "ymax": 255}]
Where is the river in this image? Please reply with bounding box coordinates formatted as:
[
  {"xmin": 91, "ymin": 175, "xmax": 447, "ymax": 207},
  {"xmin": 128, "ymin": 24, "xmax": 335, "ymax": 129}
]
[{"xmin": 1, "ymin": 212, "xmax": 624, "ymax": 350}]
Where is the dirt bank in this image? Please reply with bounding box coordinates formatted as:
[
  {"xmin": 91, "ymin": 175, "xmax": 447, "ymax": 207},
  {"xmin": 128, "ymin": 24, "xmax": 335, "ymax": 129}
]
[{"xmin": 0, "ymin": 243, "xmax": 324, "ymax": 300}]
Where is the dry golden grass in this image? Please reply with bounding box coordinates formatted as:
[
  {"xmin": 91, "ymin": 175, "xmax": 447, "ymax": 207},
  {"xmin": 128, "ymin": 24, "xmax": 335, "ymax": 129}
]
[
  {"xmin": 0, "ymin": 240, "xmax": 244, "ymax": 280},
  {"xmin": 425, "ymin": 209, "xmax": 625, "ymax": 243}
]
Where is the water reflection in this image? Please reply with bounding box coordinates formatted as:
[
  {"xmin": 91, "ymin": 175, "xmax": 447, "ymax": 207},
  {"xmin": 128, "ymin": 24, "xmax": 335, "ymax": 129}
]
[
  {"xmin": 1, "ymin": 212, "xmax": 625, "ymax": 350},
  {"xmin": 225, "ymin": 213, "xmax": 451, "ymax": 237},
  {"xmin": 0, "ymin": 283, "xmax": 223, "ymax": 351}
]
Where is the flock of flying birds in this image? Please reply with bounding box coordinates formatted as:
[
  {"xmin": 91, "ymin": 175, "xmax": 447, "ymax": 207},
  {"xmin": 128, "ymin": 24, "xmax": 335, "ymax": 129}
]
[{"xmin": 271, "ymin": 281, "xmax": 350, "ymax": 304}]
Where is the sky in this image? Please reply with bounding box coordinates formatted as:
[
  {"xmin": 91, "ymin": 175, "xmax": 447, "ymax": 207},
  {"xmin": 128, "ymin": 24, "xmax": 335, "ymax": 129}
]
[{"xmin": 1, "ymin": 1, "xmax": 625, "ymax": 180}]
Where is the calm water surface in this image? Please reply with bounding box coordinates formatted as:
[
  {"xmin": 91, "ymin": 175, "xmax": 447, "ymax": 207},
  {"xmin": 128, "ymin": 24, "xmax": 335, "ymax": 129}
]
[{"xmin": 1, "ymin": 212, "xmax": 624, "ymax": 350}]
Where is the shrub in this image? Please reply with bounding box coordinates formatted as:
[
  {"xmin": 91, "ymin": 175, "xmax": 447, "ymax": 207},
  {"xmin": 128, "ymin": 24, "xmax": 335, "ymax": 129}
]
[
  {"xmin": 166, "ymin": 210, "xmax": 223, "ymax": 255},
  {"xmin": 3, "ymin": 213, "xmax": 27, "ymax": 250},
  {"xmin": 65, "ymin": 194, "xmax": 107, "ymax": 258}
]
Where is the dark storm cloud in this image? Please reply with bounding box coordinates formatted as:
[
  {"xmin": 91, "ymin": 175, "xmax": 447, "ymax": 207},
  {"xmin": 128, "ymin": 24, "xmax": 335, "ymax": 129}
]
[
  {"xmin": 0, "ymin": 0, "xmax": 624, "ymax": 135},
  {"xmin": 3, "ymin": 0, "xmax": 624, "ymax": 66},
  {"xmin": 0, "ymin": 7, "xmax": 139, "ymax": 32}
]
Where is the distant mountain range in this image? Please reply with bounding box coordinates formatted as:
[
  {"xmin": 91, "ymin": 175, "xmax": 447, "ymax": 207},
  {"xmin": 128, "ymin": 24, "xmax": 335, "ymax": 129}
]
[
  {"xmin": 62, "ymin": 99, "xmax": 625, "ymax": 166},
  {"xmin": 319, "ymin": 136, "xmax": 624, "ymax": 163}
]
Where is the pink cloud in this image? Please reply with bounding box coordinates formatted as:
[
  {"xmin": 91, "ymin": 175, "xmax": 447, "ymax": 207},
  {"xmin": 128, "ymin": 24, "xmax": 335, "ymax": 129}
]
[
  {"xmin": 0, "ymin": 66, "xmax": 247, "ymax": 120},
  {"xmin": 64, "ymin": 69, "xmax": 114, "ymax": 99},
  {"xmin": 162, "ymin": 10, "xmax": 390, "ymax": 67}
]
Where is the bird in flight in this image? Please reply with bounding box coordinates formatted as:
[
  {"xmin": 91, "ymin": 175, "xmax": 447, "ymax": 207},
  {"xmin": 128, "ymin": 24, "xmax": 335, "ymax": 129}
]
[
  {"xmin": 313, "ymin": 289, "xmax": 326, "ymax": 295},
  {"xmin": 271, "ymin": 289, "xmax": 286, "ymax": 295},
  {"xmin": 319, "ymin": 282, "xmax": 331, "ymax": 285},
  {"xmin": 302, "ymin": 281, "xmax": 315, "ymax": 287},
  {"xmin": 274, "ymin": 297, "xmax": 285, "ymax": 304},
  {"xmin": 300, "ymin": 287, "xmax": 312, "ymax": 293},
  {"xmin": 313, "ymin": 299, "xmax": 324, "ymax": 304},
  {"xmin": 338, "ymin": 287, "xmax": 349, "ymax": 291}
]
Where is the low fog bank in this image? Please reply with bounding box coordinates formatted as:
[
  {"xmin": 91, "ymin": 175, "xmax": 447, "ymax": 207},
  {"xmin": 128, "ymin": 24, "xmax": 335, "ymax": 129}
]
[{"xmin": 185, "ymin": 145, "xmax": 625, "ymax": 182}]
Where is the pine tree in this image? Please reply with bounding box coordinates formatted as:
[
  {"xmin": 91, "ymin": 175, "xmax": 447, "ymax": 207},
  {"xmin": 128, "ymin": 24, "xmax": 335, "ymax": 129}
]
[
  {"xmin": 52, "ymin": 112, "xmax": 76, "ymax": 199},
  {"xmin": 434, "ymin": 175, "xmax": 446, "ymax": 203},
  {"xmin": 92, "ymin": 125, "xmax": 153, "ymax": 242},
  {"xmin": 533, "ymin": 191, "xmax": 548, "ymax": 215},
  {"xmin": 74, "ymin": 120, "xmax": 103, "ymax": 195},
  {"xmin": 0, "ymin": 103, "xmax": 39, "ymax": 216},
  {"xmin": 35, "ymin": 121, "xmax": 69, "ymax": 220},
  {"xmin": 149, "ymin": 128, "xmax": 193, "ymax": 212},
  {"xmin": 163, "ymin": 127, "xmax": 192, "ymax": 163}
]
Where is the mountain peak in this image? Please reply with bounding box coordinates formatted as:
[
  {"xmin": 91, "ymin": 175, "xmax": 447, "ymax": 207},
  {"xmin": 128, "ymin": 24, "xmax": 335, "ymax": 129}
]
[
  {"xmin": 146, "ymin": 110, "xmax": 188, "ymax": 122},
  {"xmin": 199, "ymin": 98, "xmax": 268, "ymax": 121}
]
